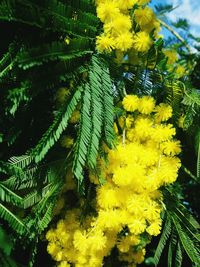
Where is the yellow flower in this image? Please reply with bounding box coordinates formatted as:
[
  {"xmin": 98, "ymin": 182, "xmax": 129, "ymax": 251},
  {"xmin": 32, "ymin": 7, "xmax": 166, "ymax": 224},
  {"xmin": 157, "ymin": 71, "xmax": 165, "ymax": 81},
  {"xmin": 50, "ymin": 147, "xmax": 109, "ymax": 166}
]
[
  {"xmin": 138, "ymin": 96, "xmax": 155, "ymax": 114},
  {"xmin": 122, "ymin": 95, "xmax": 139, "ymax": 112},
  {"xmin": 55, "ymin": 251, "xmax": 64, "ymax": 261},
  {"xmin": 117, "ymin": 236, "xmax": 132, "ymax": 253},
  {"xmin": 73, "ymin": 230, "xmax": 88, "ymax": 253},
  {"xmin": 115, "ymin": 32, "xmax": 133, "ymax": 51},
  {"xmin": 56, "ymin": 87, "xmax": 70, "ymax": 103},
  {"xmin": 146, "ymin": 221, "xmax": 161, "ymax": 236},
  {"xmin": 178, "ymin": 115, "xmax": 184, "ymax": 128},
  {"xmin": 161, "ymin": 140, "xmax": 181, "ymax": 156},
  {"xmin": 132, "ymin": 249, "xmax": 146, "ymax": 264},
  {"xmin": 133, "ymin": 117, "xmax": 153, "ymax": 140},
  {"xmin": 97, "ymin": 183, "xmax": 120, "ymax": 209},
  {"xmin": 89, "ymin": 230, "xmax": 107, "ymax": 251},
  {"xmin": 47, "ymin": 242, "xmax": 59, "ymax": 257},
  {"xmin": 152, "ymin": 124, "xmax": 176, "ymax": 142},
  {"xmin": 128, "ymin": 218, "xmax": 146, "ymax": 235},
  {"xmin": 175, "ymin": 65, "xmax": 186, "ymax": 78},
  {"xmin": 134, "ymin": 7, "xmax": 154, "ymax": 26},
  {"xmin": 116, "ymin": 0, "xmax": 137, "ymax": 10},
  {"xmin": 64, "ymin": 37, "xmax": 70, "ymax": 45},
  {"xmin": 133, "ymin": 31, "xmax": 152, "ymax": 52},
  {"xmin": 96, "ymin": 34, "xmax": 115, "ymax": 52},
  {"xmin": 60, "ymin": 135, "xmax": 73, "ymax": 148},
  {"xmin": 69, "ymin": 110, "xmax": 80, "ymax": 123},
  {"xmin": 126, "ymin": 115, "xmax": 134, "ymax": 128},
  {"xmin": 154, "ymin": 103, "xmax": 173, "ymax": 122},
  {"xmin": 104, "ymin": 14, "xmax": 132, "ymax": 35},
  {"xmin": 163, "ymin": 49, "xmax": 178, "ymax": 64},
  {"xmin": 97, "ymin": 209, "xmax": 123, "ymax": 231},
  {"xmin": 97, "ymin": 1, "xmax": 120, "ymax": 23},
  {"xmin": 58, "ymin": 261, "xmax": 70, "ymax": 267}
]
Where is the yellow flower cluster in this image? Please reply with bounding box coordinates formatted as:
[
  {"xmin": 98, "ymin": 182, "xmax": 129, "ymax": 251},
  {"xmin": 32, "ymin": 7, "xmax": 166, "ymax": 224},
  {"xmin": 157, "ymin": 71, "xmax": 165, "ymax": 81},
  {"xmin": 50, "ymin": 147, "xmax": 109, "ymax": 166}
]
[
  {"xmin": 96, "ymin": 0, "xmax": 160, "ymax": 54},
  {"xmin": 46, "ymin": 95, "xmax": 181, "ymax": 267}
]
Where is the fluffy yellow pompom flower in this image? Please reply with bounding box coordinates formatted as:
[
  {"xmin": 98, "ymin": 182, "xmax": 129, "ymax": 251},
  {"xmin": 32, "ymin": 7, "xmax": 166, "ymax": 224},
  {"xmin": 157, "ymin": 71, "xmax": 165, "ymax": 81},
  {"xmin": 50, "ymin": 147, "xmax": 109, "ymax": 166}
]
[
  {"xmin": 96, "ymin": 34, "xmax": 115, "ymax": 52},
  {"xmin": 146, "ymin": 221, "xmax": 161, "ymax": 236},
  {"xmin": 164, "ymin": 49, "xmax": 178, "ymax": 64},
  {"xmin": 47, "ymin": 242, "xmax": 59, "ymax": 257},
  {"xmin": 69, "ymin": 110, "xmax": 80, "ymax": 123},
  {"xmin": 128, "ymin": 218, "xmax": 146, "ymax": 235},
  {"xmin": 57, "ymin": 261, "xmax": 70, "ymax": 267},
  {"xmin": 96, "ymin": 1, "xmax": 120, "ymax": 22},
  {"xmin": 89, "ymin": 230, "xmax": 107, "ymax": 251},
  {"xmin": 138, "ymin": 96, "xmax": 155, "ymax": 114},
  {"xmin": 134, "ymin": 7, "xmax": 154, "ymax": 26},
  {"xmin": 56, "ymin": 87, "xmax": 70, "ymax": 103},
  {"xmin": 154, "ymin": 103, "xmax": 173, "ymax": 122},
  {"xmin": 122, "ymin": 95, "xmax": 139, "ymax": 112},
  {"xmin": 115, "ymin": 32, "xmax": 133, "ymax": 51},
  {"xmin": 60, "ymin": 135, "xmax": 73, "ymax": 148},
  {"xmin": 175, "ymin": 65, "xmax": 186, "ymax": 78},
  {"xmin": 133, "ymin": 31, "xmax": 152, "ymax": 52},
  {"xmin": 133, "ymin": 117, "xmax": 153, "ymax": 139},
  {"xmin": 73, "ymin": 230, "xmax": 89, "ymax": 253},
  {"xmin": 132, "ymin": 249, "xmax": 146, "ymax": 264},
  {"xmin": 97, "ymin": 183, "xmax": 120, "ymax": 209},
  {"xmin": 104, "ymin": 14, "xmax": 132, "ymax": 35},
  {"xmin": 116, "ymin": 0, "xmax": 137, "ymax": 10},
  {"xmin": 152, "ymin": 124, "xmax": 176, "ymax": 142},
  {"xmin": 161, "ymin": 140, "xmax": 181, "ymax": 156}
]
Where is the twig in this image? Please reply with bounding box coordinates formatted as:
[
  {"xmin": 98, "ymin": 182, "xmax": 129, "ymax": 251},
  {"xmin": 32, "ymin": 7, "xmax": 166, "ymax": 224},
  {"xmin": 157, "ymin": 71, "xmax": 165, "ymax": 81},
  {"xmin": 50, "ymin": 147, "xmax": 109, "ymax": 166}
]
[
  {"xmin": 158, "ymin": 19, "xmax": 192, "ymax": 54},
  {"xmin": 181, "ymin": 165, "xmax": 199, "ymax": 182}
]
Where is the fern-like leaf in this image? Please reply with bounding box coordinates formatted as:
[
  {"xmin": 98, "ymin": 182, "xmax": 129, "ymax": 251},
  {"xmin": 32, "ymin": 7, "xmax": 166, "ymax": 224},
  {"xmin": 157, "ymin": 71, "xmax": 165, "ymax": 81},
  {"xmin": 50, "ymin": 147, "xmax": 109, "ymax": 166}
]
[
  {"xmin": 37, "ymin": 202, "xmax": 55, "ymax": 233},
  {"xmin": 73, "ymin": 83, "xmax": 92, "ymax": 181},
  {"xmin": 154, "ymin": 214, "xmax": 172, "ymax": 265},
  {"xmin": 17, "ymin": 40, "xmax": 92, "ymax": 70},
  {"xmin": 101, "ymin": 61, "xmax": 115, "ymax": 146},
  {"xmin": 175, "ymin": 241, "xmax": 183, "ymax": 267},
  {"xmin": 172, "ymin": 214, "xmax": 200, "ymax": 265},
  {"xmin": 87, "ymin": 56, "xmax": 104, "ymax": 168},
  {"xmin": 165, "ymin": 80, "xmax": 184, "ymax": 120},
  {"xmin": 0, "ymin": 204, "xmax": 27, "ymax": 235},
  {"xmin": 31, "ymin": 87, "xmax": 82, "ymax": 163},
  {"xmin": 0, "ymin": 183, "xmax": 22, "ymax": 206},
  {"xmin": 167, "ymin": 230, "xmax": 177, "ymax": 267}
]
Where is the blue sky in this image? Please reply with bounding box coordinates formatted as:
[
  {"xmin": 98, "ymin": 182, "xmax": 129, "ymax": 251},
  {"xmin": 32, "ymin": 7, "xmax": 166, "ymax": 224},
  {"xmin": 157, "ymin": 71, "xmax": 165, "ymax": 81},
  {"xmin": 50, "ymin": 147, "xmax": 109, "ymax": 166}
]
[{"xmin": 151, "ymin": 0, "xmax": 200, "ymax": 37}]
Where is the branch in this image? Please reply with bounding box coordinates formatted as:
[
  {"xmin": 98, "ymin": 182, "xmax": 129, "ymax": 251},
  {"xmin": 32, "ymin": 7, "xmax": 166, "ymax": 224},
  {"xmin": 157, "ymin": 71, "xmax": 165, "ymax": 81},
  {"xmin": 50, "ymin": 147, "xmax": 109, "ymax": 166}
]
[{"xmin": 158, "ymin": 19, "xmax": 192, "ymax": 53}]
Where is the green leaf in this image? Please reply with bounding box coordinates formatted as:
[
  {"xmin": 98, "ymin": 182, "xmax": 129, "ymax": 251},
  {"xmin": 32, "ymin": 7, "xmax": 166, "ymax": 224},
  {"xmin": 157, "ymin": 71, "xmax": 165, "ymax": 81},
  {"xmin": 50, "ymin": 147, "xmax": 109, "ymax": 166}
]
[
  {"xmin": 0, "ymin": 0, "xmax": 98, "ymax": 37},
  {"xmin": 154, "ymin": 214, "xmax": 172, "ymax": 265},
  {"xmin": 172, "ymin": 214, "xmax": 200, "ymax": 265},
  {"xmin": 87, "ymin": 56, "xmax": 104, "ymax": 168},
  {"xmin": 31, "ymin": 87, "xmax": 82, "ymax": 163},
  {"xmin": 175, "ymin": 241, "xmax": 183, "ymax": 267},
  {"xmin": 0, "ymin": 204, "xmax": 27, "ymax": 235},
  {"xmin": 73, "ymin": 83, "xmax": 92, "ymax": 181},
  {"xmin": 168, "ymin": 230, "xmax": 177, "ymax": 267},
  {"xmin": 17, "ymin": 40, "xmax": 92, "ymax": 70},
  {"xmin": 101, "ymin": 61, "xmax": 115, "ymax": 147}
]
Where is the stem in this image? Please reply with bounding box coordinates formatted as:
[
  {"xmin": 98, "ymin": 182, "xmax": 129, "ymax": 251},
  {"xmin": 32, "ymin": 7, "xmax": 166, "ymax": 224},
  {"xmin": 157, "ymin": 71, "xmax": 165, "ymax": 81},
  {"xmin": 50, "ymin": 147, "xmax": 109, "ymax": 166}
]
[
  {"xmin": 181, "ymin": 165, "xmax": 199, "ymax": 182},
  {"xmin": 122, "ymin": 128, "xmax": 126, "ymax": 145},
  {"xmin": 158, "ymin": 19, "xmax": 192, "ymax": 54}
]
